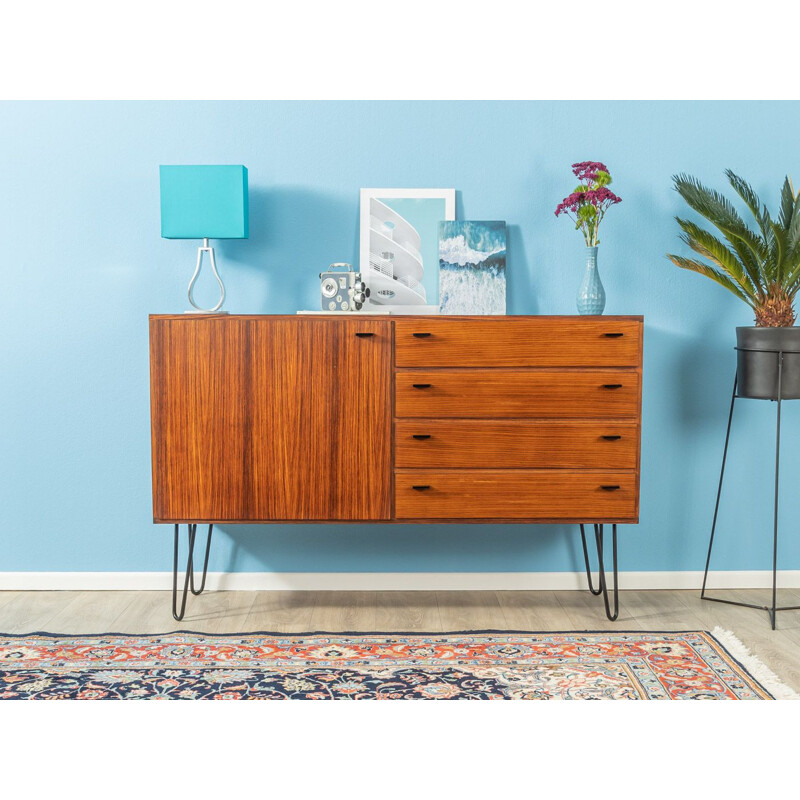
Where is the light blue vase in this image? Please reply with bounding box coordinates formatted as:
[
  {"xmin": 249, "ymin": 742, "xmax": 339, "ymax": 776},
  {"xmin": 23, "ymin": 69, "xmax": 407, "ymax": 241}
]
[{"xmin": 577, "ymin": 245, "xmax": 606, "ymax": 315}]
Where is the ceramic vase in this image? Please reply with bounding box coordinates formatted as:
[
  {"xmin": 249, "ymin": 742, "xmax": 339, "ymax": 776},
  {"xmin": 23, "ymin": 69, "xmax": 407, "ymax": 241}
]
[{"xmin": 577, "ymin": 245, "xmax": 606, "ymax": 315}]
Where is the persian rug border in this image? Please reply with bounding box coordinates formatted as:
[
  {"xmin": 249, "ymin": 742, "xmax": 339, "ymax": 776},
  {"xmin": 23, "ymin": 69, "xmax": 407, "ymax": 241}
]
[
  {"xmin": 0, "ymin": 627, "xmax": 757, "ymax": 638},
  {"xmin": 2, "ymin": 629, "xmax": 796, "ymax": 700}
]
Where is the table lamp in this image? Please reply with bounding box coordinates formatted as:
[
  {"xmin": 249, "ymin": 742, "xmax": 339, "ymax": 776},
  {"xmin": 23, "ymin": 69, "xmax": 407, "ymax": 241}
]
[{"xmin": 159, "ymin": 165, "xmax": 249, "ymax": 313}]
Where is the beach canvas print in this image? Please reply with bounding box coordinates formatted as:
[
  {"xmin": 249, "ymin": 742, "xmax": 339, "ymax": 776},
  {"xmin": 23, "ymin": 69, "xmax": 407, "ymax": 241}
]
[{"xmin": 438, "ymin": 221, "xmax": 506, "ymax": 314}]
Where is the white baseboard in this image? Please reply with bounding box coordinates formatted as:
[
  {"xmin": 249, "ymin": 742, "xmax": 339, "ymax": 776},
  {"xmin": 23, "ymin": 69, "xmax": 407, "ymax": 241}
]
[{"xmin": 1, "ymin": 571, "xmax": 799, "ymax": 591}]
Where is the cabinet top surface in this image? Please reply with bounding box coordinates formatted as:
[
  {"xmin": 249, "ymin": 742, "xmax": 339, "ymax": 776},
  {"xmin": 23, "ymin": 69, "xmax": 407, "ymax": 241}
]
[{"xmin": 149, "ymin": 314, "xmax": 644, "ymax": 322}]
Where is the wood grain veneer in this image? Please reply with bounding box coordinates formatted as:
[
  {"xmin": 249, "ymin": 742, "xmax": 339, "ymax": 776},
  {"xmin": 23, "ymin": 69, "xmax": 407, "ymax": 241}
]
[
  {"xmin": 150, "ymin": 314, "xmax": 643, "ymax": 525},
  {"xmin": 394, "ymin": 420, "xmax": 639, "ymax": 469},
  {"xmin": 395, "ymin": 317, "xmax": 642, "ymax": 367},
  {"xmin": 150, "ymin": 316, "xmax": 392, "ymax": 522},
  {"xmin": 394, "ymin": 469, "xmax": 638, "ymax": 520},
  {"xmin": 395, "ymin": 369, "xmax": 640, "ymax": 418}
]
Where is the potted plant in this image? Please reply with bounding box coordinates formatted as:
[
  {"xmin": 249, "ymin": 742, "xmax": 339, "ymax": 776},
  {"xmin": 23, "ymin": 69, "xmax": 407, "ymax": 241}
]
[
  {"xmin": 555, "ymin": 161, "xmax": 622, "ymax": 315},
  {"xmin": 668, "ymin": 170, "xmax": 800, "ymax": 399}
]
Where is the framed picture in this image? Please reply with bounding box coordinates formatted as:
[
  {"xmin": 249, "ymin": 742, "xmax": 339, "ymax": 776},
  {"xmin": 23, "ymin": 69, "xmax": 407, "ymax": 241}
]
[
  {"xmin": 438, "ymin": 221, "xmax": 507, "ymax": 315},
  {"xmin": 360, "ymin": 188, "xmax": 455, "ymax": 313}
]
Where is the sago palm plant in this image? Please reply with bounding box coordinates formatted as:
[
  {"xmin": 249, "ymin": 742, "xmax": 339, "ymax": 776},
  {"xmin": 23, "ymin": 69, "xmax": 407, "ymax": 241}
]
[{"xmin": 667, "ymin": 170, "xmax": 800, "ymax": 326}]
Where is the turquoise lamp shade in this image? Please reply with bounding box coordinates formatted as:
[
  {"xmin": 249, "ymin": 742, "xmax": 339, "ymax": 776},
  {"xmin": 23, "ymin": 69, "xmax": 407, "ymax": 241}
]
[
  {"xmin": 160, "ymin": 165, "xmax": 249, "ymax": 239},
  {"xmin": 159, "ymin": 164, "xmax": 249, "ymax": 313}
]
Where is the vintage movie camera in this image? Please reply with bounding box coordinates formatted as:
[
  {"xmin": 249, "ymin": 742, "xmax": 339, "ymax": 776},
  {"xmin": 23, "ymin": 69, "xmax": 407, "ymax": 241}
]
[{"xmin": 320, "ymin": 263, "xmax": 370, "ymax": 311}]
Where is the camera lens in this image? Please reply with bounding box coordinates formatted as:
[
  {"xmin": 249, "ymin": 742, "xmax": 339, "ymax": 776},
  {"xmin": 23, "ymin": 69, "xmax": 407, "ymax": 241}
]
[{"xmin": 321, "ymin": 277, "xmax": 338, "ymax": 298}]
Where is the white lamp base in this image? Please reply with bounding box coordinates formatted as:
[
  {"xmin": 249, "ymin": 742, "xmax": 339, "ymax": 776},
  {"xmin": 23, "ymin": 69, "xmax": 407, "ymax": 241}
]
[{"xmin": 187, "ymin": 239, "xmax": 227, "ymax": 313}]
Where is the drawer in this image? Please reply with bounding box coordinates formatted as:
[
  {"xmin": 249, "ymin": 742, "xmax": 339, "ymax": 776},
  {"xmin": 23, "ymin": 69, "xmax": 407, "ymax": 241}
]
[
  {"xmin": 395, "ymin": 318, "xmax": 642, "ymax": 367},
  {"xmin": 395, "ymin": 370, "xmax": 640, "ymax": 418},
  {"xmin": 395, "ymin": 470, "xmax": 638, "ymax": 520},
  {"xmin": 395, "ymin": 420, "xmax": 639, "ymax": 468}
]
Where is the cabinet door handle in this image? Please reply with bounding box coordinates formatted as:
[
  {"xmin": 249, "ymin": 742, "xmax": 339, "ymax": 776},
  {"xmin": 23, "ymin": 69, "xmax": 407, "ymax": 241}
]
[
  {"xmin": 412, "ymin": 383, "xmax": 432, "ymax": 389},
  {"xmin": 413, "ymin": 332, "xmax": 432, "ymax": 338},
  {"xmin": 412, "ymin": 434, "xmax": 432, "ymax": 440},
  {"xmin": 354, "ymin": 332, "xmax": 374, "ymax": 338},
  {"xmin": 412, "ymin": 485, "xmax": 431, "ymax": 491},
  {"xmin": 602, "ymin": 384, "xmax": 623, "ymax": 390},
  {"xmin": 603, "ymin": 332, "xmax": 624, "ymax": 338},
  {"xmin": 600, "ymin": 485, "xmax": 621, "ymax": 491},
  {"xmin": 601, "ymin": 435, "xmax": 622, "ymax": 441}
]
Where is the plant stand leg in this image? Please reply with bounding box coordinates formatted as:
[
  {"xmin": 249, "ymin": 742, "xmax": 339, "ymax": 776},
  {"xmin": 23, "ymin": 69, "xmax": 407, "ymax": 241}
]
[
  {"xmin": 701, "ymin": 374, "xmax": 738, "ymax": 601},
  {"xmin": 702, "ymin": 358, "xmax": 800, "ymax": 629},
  {"xmin": 172, "ymin": 523, "xmax": 214, "ymax": 622},
  {"xmin": 770, "ymin": 355, "xmax": 783, "ymax": 630}
]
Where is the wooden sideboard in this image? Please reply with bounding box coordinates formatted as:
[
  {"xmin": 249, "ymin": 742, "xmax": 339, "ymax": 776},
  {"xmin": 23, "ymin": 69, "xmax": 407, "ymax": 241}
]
[{"xmin": 149, "ymin": 314, "xmax": 643, "ymax": 619}]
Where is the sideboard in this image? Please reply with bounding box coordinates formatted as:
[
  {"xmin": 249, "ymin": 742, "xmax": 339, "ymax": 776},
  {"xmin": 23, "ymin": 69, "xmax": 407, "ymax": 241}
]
[{"xmin": 149, "ymin": 314, "xmax": 643, "ymax": 619}]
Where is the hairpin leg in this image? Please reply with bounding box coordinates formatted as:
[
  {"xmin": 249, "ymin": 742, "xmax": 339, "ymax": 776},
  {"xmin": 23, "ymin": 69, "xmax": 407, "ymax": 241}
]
[
  {"xmin": 580, "ymin": 523, "xmax": 619, "ymax": 620},
  {"xmin": 172, "ymin": 523, "xmax": 214, "ymax": 621},
  {"xmin": 597, "ymin": 524, "xmax": 619, "ymax": 621},
  {"xmin": 580, "ymin": 524, "xmax": 603, "ymax": 596}
]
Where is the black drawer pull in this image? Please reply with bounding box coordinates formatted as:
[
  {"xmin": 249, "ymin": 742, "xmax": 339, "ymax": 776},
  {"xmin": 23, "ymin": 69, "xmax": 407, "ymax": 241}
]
[
  {"xmin": 603, "ymin": 332, "xmax": 624, "ymax": 338},
  {"xmin": 413, "ymin": 332, "xmax": 432, "ymax": 338},
  {"xmin": 412, "ymin": 434, "xmax": 432, "ymax": 440},
  {"xmin": 600, "ymin": 485, "xmax": 621, "ymax": 491},
  {"xmin": 412, "ymin": 485, "xmax": 431, "ymax": 491},
  {"xmin": 412, "ymin": 383, "xmax": 432, "ymax": 389},
  {"xmin": 354, "ymin": 332, "xmax": 374, "ymax": 338},
  {"xmin": 602, "ymin": 384, "xmax": 623, "ymax": 390},
  {"xmin": 601, "ymin": 435, "xmax": 622, "ymax": 441}
]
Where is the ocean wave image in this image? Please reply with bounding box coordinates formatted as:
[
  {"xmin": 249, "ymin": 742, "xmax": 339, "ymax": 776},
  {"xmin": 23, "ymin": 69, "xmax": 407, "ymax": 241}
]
[
  {"xmin": 440, "ymin": 261, "xmax": 506, "ymax": 315},
  {"xmin": 438, "ymin": 221, "xmax": 506, "ymax": 314}
]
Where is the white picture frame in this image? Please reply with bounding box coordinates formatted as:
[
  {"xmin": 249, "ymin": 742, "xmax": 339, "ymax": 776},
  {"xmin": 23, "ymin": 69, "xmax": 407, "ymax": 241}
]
[{"xmin": 359, "ymin": 188, "xmax": 455, "ymax": 314}]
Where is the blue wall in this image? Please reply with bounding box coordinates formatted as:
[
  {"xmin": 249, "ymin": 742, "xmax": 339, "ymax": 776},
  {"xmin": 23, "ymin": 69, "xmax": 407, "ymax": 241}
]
[{"xmin": 3, "ymin": 100, "xmax": 799, "ymax": 574}]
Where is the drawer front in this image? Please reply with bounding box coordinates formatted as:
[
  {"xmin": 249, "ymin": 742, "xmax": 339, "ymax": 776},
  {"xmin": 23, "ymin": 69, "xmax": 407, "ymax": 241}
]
[
  {"xmin": 395, "ymin": 420, "xmax": 639, "ymax": 468},
  {"xmin": 395, "ymin": 318, "xmax": 642, "ymax": 367},
  {"xmin": 395, "ymin": 370, "xmax": 640, "ymax": 418},
  {"xmin": 395, "ymin": 470, "xmax": 638, "ymax": 520}
]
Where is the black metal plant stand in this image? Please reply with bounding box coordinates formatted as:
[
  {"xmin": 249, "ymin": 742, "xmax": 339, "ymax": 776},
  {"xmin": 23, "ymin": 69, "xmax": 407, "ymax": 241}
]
[
  {"xmin": 701, "ymin": 348, "xmax": 800, "ymax": 630},
  {"xmin": 579, "ymin": 523, "xmax": 619, "ymax": 621},
  {"xmin": 172, "ymin": 523, "xmax": 214, "ymax": 621}
]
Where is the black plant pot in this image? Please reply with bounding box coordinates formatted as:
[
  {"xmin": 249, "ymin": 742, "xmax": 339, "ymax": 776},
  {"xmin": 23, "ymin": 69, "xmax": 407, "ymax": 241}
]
[{"xmin": 736, "ymin": 326, "xmax": 800, "ymax": 399}]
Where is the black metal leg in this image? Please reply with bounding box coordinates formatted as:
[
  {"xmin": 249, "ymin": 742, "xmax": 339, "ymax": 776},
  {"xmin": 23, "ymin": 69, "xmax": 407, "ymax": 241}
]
[
  {"xmin": 580, "ymin": 523, "xmax": 619, "ymax": 620},
  {"xmin": 771, "ymin": 355, "xmax": 783, "ymax": 630},
  {"xmin": 701, "ymin": 374, "xmax": 738, "ymax": 600},
  {"xmin": 595, "ymin": 524, "xmax": 619, "ymax": 621},
  {"xmin": 172, "ymin": 524, "xmax": 193, "ymax": 622},
  {"xmin": 190, "ymin": 524, "xmax": 214, "ymax": 596},
  {"xmin": 701, "ymin": 355, "xmax": 800, "ymax": 628},
  {"xmin": 580, "ymin": 524, "xmax": 603, "ymax": 595},
  {"xmin": 172, "ymin": 523, "xmax": 214, "ymax": 622}
]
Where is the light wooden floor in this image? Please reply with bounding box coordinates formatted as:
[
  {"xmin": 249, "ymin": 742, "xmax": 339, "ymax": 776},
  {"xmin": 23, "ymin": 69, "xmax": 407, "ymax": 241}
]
[{"xmin": 1, "ymin": 588, "xmax": 799, "ymax": 692}]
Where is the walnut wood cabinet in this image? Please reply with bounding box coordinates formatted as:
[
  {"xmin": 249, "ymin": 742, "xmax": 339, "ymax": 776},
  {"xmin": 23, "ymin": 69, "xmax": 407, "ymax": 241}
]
[
  {"xmin": 150, "ymin": 314, "xmax": 643, "ymax": 523},
  {"xmin": 150, "ymin": 314, "xmax": 643, "ymax": 620}
]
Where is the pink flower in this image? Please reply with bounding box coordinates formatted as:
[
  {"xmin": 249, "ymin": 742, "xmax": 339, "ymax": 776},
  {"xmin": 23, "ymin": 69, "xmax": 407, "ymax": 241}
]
[
  {"xmin": 572, "ymin": 161, "xmax": 609, "ymax": 181},
  {"xmin": 554, "ymin": 161, "xmax": 621, "ymax": 245}
]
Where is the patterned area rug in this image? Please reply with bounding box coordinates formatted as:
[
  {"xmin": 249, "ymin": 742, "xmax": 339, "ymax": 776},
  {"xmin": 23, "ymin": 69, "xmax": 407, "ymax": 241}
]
[{"xmin": 0, "ymin": 629, "xmax": 796, "ymax": 700}]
